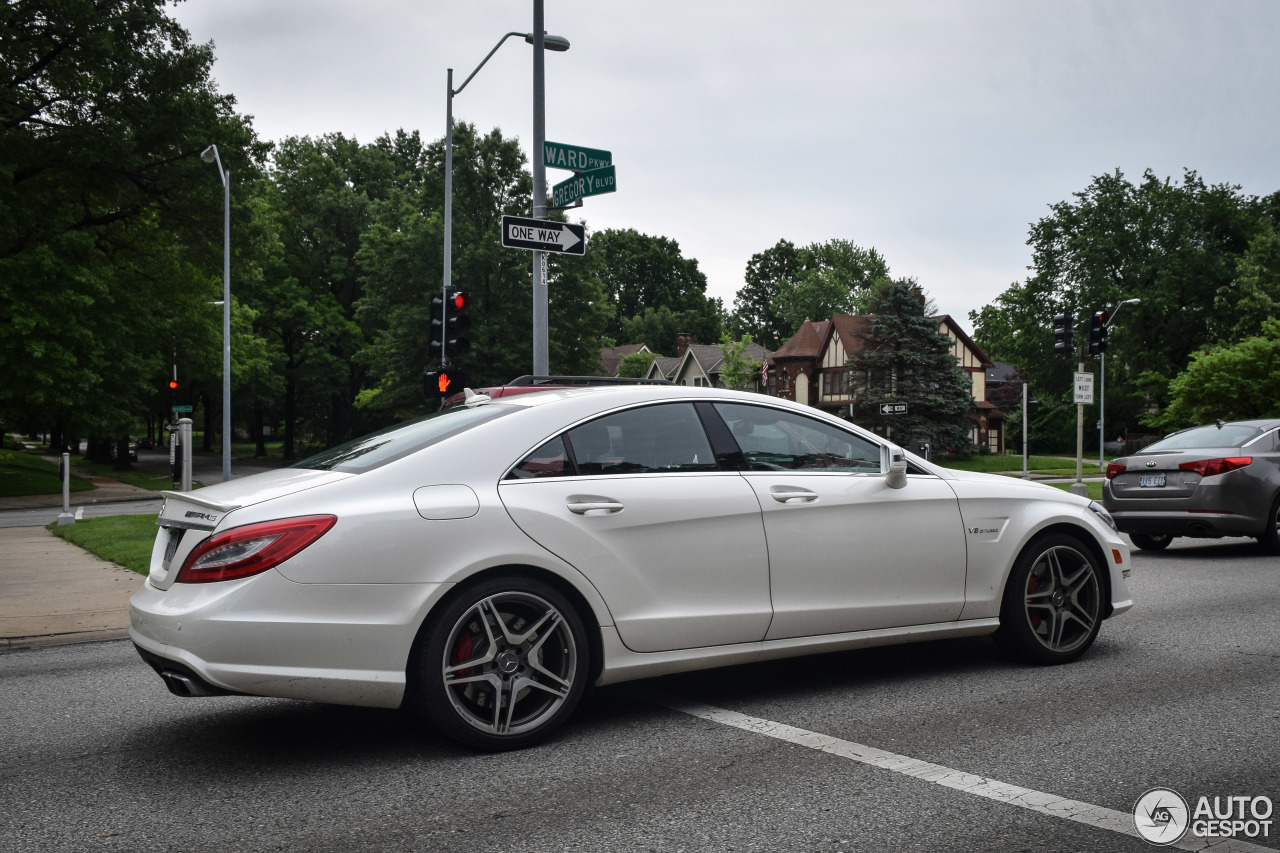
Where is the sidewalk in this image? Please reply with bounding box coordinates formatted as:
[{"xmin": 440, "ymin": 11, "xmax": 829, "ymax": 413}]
[{"xmin": 0, "ymin": 526, "xmax": 139, "ymax": 650}]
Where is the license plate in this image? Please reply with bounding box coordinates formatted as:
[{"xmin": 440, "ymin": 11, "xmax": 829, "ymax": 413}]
[{"xmin": 1139, "ymin": 474, "xmax": 1166, "ymax": 488}]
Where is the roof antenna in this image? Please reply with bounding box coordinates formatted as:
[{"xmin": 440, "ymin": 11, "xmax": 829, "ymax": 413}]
[{"xmin": 1216, "ymin": 419, "xmax": 1225, "ymax": 429}]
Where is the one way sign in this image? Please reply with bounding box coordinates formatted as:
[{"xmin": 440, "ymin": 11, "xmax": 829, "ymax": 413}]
[{"xmin": 500, "ymin": 216, "xmax": 586, "ymax": 256}]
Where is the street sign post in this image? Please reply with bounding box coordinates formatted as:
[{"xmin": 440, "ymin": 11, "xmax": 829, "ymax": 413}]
[
  {"xmin": 879, "ymin": 403, "xmax": 908, "ymax": 415},
  {"xmin": 500, "ymin": 216, "xmax": 586, "ymax": 255},
  {"xmin": 1073, "ymin": 372, "xmax": 1095, "ymax": 405},
  {"xmin": 551, "ymin": 165, "xmax": 616, "ymax": 208},
  {"xmin": 543, "ymin": 141, "xmax": 611, "ymax": 172}
]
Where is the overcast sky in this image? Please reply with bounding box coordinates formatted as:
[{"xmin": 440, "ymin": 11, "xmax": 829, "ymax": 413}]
[{"xmin": 171, "ymin": 0, "xmax": 1280, "ymax": 326}]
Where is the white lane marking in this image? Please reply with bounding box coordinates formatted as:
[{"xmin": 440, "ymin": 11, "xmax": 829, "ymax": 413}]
[{"xmin": 652, "ymin": 694, "xmax": 1271, "ymax": 853}]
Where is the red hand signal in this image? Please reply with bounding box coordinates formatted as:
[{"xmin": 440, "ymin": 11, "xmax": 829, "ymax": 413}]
[{"xmin": 438, "ymin": 374, "xmax": 451, "ymax": 393}]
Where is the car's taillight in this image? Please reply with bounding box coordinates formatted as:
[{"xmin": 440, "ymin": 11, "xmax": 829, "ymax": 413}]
[
  {"xmin": 1106, "ymin": 462, "xmax": 1126, "ymax": 480},
  {"xmin": 1177, "ymin": 457, "xmax": 1252, "ymax": 478},
  {"xmin": 175, "ymin": 515, "xmax": 337, "ymax": 584}
]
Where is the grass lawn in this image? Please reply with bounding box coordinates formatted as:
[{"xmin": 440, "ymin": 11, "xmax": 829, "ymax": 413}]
[
  {"xmin": 934, "ymin": 454, "xmax": 1079, "ymax": 473},
  {"xmin": 80, "ymin": 460, "xmax": 173, "ymax": 490},
  {"xmin": 1045, "ymin": 481, "xmax": 1104, "ymax": 500},
  {"xmin": 0, "ymin": 449, "xmax": 96, "ymax": 497},
  {"xmin": 48, "ymin": 515, "xmax": 156, "ymax": 575}
]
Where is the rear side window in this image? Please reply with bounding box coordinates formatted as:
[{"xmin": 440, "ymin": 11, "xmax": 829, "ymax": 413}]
[
  {"xmin": 294, "ymin": 405, "xmax": 508, "ymax": 473},
  {"xmin": 505, "ymin": 403, "xmax": 718, "ymax": 479}
]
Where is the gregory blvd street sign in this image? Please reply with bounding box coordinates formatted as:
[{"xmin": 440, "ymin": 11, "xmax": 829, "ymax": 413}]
[
  {"xmin": 543, "ymin": 141, "xmax": 611, "ymax": 172},
  {"xmin": 500, "ymin": 216, "xmax": 586, "ymax": 255},
  {"xmin": 551, "ymin": 165, "xmax": 616, "ymax": 208}
]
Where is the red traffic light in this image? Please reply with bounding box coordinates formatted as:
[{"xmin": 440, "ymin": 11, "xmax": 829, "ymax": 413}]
[
  {"xmin": 169, "ymin": 380, "xmax": 179, "ymax": 390},
  {"xmin": 450, "ymin": 291, "xmax": 471, "ymax": 311}
]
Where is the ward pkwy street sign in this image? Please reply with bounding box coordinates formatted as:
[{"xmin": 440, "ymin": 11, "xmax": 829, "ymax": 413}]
[
  {"xmin": 879, "ymin": 403, "xmax": 908, "ymax": 415},
  {"xmin": 500, "ymin": 216, "xmax": 585, "ymax": 255},
  {"xmin": 552, "ymin": 165, "xmax": 616, "ymax": 208},
  {"xmin": 543, "ymin": 141, "xmax": 611, "ymax": 172}
]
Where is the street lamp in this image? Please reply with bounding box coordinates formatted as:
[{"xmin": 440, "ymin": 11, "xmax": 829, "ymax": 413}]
[
  {"xmin": 1099, "ymin": 297, "xmax": 1140, "ymax": 471},
  {"xmin": 201, "ymin": 144, "xmax": 232, "ymax": 483},
  {"xmin": 442, "ymin": 5, "xmax": 568, "ymax": 375}
]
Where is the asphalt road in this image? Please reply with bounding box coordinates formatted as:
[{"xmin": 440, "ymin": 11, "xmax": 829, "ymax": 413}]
[{"xmin": 2, "ymin": 538, "xmax": 1277, "ymax": 853}]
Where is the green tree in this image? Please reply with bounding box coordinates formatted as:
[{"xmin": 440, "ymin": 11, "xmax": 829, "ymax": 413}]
[
  {"xmin": 616, "ymin": 350, "xmax": 656, "ymax": 378},
  {"xmin": 1212, "ymin": 221, "xmax": 1280, "ymax": 343},
  {"xmin": 732, "ymin": 239, "xmax": 802, "ymax": 349},
  {"xmin": 1145, "ymin": 319, "xmax": 1280, "ymax": 429},
  {"xmin": 848, "ymin": 280, "xmax": 974, "ymax": 453},
  {"xmin": 590, "ymin": 228, "xmax": 723, "ymax": 346},
  {"xmin": 973, "ymin": 169, "xmax": 1274, "ymax": 449},
  {"xmin": 732, "ymin": 238, "xmax": 889, "ymax": 348},
  {"xmin": 717, "ymin": 332, "xmax": 763, "ymax": 392},
  {"xmin": 0, "ymin": 0, "xmax": 264, "ymax": 459}
]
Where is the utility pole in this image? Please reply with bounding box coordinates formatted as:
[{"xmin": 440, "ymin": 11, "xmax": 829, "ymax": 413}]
[{"xmin": 531, "ymin": 0, "xmax": 549, "ymax": 376}]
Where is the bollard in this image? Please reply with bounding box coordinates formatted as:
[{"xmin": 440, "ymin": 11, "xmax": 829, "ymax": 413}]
[
  {"xmin": 56, "ymin": 451, "xmax": 75, "ymax": 525},
  {"xmin": 178, "ymin": 418, "xmax": 193, "ymax": 492}
]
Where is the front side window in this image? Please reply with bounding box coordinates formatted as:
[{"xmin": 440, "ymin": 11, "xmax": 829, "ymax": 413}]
[{"xmin": 714, "ymin": 403, "xmax": 882, "ymax": 472}]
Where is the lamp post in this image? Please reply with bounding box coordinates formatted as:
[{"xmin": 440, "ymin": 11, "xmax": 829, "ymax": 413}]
[
  {"xmin": 200, "ymin": 144, "xmax": 232, "ymax": 483},
  {"xmin": 443, "ymin": 15, "xmax": 568, "ymax": 373},
  {"xmin": 1099, "ymin": 297, "xmax": 1140, "ymax": 471}
]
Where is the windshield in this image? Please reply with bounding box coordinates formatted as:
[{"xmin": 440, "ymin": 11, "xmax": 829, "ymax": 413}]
[
  {"xmin": 1144, "ymin": 424, "xmax": 1260, "ymax": 452},
  {"xmin": 293, "ymin": 405, "xmax": 509, "ymax": 472}
]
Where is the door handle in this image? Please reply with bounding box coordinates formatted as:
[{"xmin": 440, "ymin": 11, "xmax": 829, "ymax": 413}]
[
  {"xmin": 770, "ymin": 486, "xmax": 819, "ymax": 504},
  {"xmin": 566, "ymin": 499, "xmax": 625, "ymax": 515}
]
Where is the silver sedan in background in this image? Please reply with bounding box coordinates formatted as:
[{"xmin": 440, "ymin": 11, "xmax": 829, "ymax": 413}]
[{"xmin": 1103, "ymin": 419, "xmax": 1280, "ymax": 552}]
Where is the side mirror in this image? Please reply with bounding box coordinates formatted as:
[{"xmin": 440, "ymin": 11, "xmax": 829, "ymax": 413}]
[{"xmin": 884, "ymin": 444, "xmax": 908, "ymax": 489}]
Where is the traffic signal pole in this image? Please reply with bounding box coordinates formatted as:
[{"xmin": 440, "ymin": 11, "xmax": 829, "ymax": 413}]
[{"xmin": 1072, "ymin": 352, "xmax": 1088, "ymax": 497}]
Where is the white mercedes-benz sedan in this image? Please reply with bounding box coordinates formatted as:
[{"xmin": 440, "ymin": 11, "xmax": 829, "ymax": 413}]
[{"xmin": 130, "ymin": 385, "xmax": 1132, "ymax": 750}]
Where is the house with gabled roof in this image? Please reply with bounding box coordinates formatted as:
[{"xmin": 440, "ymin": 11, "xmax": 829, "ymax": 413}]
[
  {"xmin": 643, "ymin": 333, "xmax": 774, "ymax": 392},
  {"xmin": 767, "ymin": 314, "xmax": 1004, "ymax": 452}
]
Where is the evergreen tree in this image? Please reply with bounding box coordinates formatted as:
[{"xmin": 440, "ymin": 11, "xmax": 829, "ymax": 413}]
[{"xmin": 847, "ymin": 280, "xmax": 974, "ymax": 453}]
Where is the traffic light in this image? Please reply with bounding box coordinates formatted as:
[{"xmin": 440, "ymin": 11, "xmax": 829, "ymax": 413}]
[
  {"xmin": 1052, "ymin": 312, "xmax": 1074, "ymax": 357},
  {"xmin": 431, "ymin": 288, "xmax": 471, "ymax": 359},
  {"xmin": 169, "ymin": 379, "xmax": 179, "ymax": 390},
  {"xmin": 423, "ymin": 366, "xmax": 467, "ymax": 399},
  {"xmin": 1088, "ymin": 310, "xmax": 1110, "ymax": 355}
]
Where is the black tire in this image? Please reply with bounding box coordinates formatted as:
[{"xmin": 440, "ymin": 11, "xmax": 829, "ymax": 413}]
[
  {"xmin": 1258, "ymin": 494, "xmax": 1280, "ymax": 555},
  {"xmin": 1129, "ymin": 532, "xmax": 1173, "ymax": 552},
  {"xmin": 411, "ymin": 575, "xmax": 589, "ymax": 751},
  {"xmin": 994, "ymin": 533, "xmax": 1104, "ymax": 665}
]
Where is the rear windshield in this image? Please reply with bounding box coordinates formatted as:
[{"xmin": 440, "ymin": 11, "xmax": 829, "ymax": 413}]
[
  {"xmin": 1144, "ymin": 424, "xmax": 1260, "ymax": 452},
  {"xmin": 293, "ymin": 405, "xmax": 509, "ymax": 472}
]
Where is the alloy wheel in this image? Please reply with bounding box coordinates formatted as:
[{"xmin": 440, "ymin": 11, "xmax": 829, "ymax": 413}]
[
  {"xmin": 440, "ymin": 591, "xmax": 578, "ymax": 737},
  {"xmin": 1022, "ymin": 545, "xmax": 1101, "ymax": 654}
]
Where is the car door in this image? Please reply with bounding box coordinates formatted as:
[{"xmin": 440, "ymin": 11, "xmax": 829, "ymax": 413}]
[
  {"xmin": 497, "ymin": 402, "xmax": 773, "ymax": 653},
  {"xmin": 712, "ymin": 402, "xmax": 968, "ymax": 639}
]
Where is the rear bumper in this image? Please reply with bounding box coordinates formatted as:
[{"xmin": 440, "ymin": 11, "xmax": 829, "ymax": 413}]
[
  {"xmin": 1108, "ymin": 510, "xmax": 1261, "ymax": 538},
  {"xmin": 129, "ymin": 570, "xmax": 451, "ymax": 709}
]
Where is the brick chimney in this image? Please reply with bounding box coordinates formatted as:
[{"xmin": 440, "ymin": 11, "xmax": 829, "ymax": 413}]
[{"xmin": 676, "ymin": 332, "xmax": 692, "ymax": 358}]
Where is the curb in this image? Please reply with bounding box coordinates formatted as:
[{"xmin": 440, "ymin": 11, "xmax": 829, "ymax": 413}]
[{"xmin": 1, "ymin": 628, "xmax": 131, "ymax": 651}]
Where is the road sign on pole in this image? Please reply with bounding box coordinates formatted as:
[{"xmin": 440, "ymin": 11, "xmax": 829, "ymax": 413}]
[
  {"xmin": 551, "ymin": 165, "xmax": 616, "ymax": 208},
  {"xmin": 500, "ymin": 216, "xmax": 586, "ymax": 255},
  {"xmin": 879, "ymin": 403, "xmax": 908, "ymax": 415},
  {"xmin": 543, "ymin": 141, "xmax": 611, "ymax": 171},
  {"xmin": 1073, "ymin": 372, "xmax": 1095, "ymax": 404}
]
